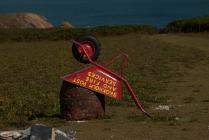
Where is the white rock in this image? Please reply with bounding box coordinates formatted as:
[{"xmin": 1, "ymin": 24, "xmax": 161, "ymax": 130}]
[{"xmin": 155, "ymin": 105, "xmax": 170, "ymax": 111}]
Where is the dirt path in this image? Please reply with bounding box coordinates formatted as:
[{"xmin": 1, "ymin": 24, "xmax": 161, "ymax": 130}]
[
  {"xmin": 154, "ymin": 33, "xmax": 209, "ymax": 52},
  {"xmin": 62, "ymin": 34, "xmax": 209, "ymax": 140},
  {"xmin": 152, "ymin": 34, "xmax": 209, "ymax": 139},
  {"xmin": 1, "ymin": 34, "xmax": 207, "ymax": 140}
]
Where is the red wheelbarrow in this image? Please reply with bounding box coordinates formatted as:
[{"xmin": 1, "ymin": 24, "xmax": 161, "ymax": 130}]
[{"xmin": 62, "ymin": 35, "xmax": 151, "ymax": 118}]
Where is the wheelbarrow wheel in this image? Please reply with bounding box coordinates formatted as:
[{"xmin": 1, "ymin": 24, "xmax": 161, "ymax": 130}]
[{"xmin": 72, "ymin": 35, "xmax": 101, "ymax": 64}]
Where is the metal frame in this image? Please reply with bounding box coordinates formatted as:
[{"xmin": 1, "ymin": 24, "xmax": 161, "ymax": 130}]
[{"xmin": 72, "ymin": 40, "xmax": 151, "ymax": 118}]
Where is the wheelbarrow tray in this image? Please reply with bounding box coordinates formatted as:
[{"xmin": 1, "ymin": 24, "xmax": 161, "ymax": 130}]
[{"xmin": 62, "ymin": 66, "xmax": 122, "ymax": 100}]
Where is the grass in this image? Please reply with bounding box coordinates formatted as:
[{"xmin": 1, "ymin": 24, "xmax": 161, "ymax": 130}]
[
  {"xmin": 0, "ymin": 33, "xmax": 208, "ymax": 129},
  {"xmin": 0, "ymin": 15, "xmax": 209, "ymax": 43},
  {"xmin": 163, "ymin": 15, "xmax": 209, "ymax": 33},
  {"xmin": 0, "ymin": 25, "xmax": 158, "ymax": 42}
]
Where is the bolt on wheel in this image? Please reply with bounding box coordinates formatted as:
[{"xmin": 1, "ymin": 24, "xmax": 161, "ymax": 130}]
[{"xmin": 72, "ymin": 35, "xmax": 101, "ymax": 64}]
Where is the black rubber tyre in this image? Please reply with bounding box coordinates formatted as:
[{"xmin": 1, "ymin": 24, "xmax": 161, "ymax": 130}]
[{"xmin": 72, "ymin": 35, "xmax": 101, "ymax": 64}]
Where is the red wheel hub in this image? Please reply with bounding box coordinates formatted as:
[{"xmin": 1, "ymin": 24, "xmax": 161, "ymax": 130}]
[{"xmin": 77, "ymin": 41, "xmax": 95, "ymax": 57}]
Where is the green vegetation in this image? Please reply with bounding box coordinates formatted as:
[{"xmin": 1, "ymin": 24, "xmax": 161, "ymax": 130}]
[
  {"xmin": 1, "ymin": 14, "xmax": 209, "ymax": 43},
  {"xmin": 0, "ymin": 15, "xmax": 209, "ymax": 139},
  {"xmin": 0, "ymin": 15, "xmax": 209, "ymax": 43},
  {"xmin": 163, "ymin": 16, "xmax": 209, "ymax": 32},
  {"xmin": 0, "ymin": 25, "xmax": 158, "ymax": 42},
  {"xmin": 0, "ymin": 33, "xmax": 207, "ymax": 129}
]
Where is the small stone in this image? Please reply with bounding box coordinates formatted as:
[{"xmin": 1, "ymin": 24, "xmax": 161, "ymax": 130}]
[
  {"xmin": 155, "ymin": 105, "xmax": 170, "ymax": 111},
  {"xmin": 59, "ymin": 21, "xmax": 74, "ymax": 28},
  {"xmin": 175, "ymin": 117, "xmax": 180, "ymax": 120}
]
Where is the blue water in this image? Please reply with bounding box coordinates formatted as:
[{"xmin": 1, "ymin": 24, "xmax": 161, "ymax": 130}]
[{"xmin": 0, "ymin": 0, "xmax": 209, "ymax": 27}]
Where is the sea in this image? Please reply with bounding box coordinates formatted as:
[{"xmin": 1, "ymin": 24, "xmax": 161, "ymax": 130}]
[{"xmin": 0, "ymin": 0, "xmax": 209, "ymax": 27}]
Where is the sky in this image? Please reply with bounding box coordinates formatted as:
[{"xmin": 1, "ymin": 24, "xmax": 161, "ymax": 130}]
[{"xmin": 0, "ymin": 0, "xmax": 208, "ymax": 27}]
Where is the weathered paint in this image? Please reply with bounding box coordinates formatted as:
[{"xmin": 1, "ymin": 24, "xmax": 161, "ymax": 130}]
[{"xmin": 62, "ymin": 66, "xmax": 122, "ymax": 100}]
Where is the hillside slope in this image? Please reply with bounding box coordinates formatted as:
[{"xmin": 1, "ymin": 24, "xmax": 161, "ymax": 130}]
[{"xmin": 0, "ymin": 13, "xmax": 53, "ymax": 29}]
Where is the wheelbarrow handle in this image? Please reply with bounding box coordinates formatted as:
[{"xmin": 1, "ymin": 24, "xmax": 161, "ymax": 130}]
[
  {"xmin": 104, "ymin": 53, "xmax": 128, "ymax": 76},
  {"xmin": 71, "ymin": 39, "xmax": 152, "ymax": 118},
  {"xmin": 123, "ymin": 78, "xmax": 152, "ymax": 118}
]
